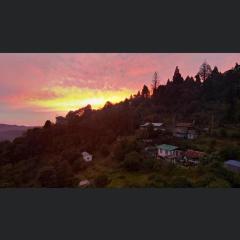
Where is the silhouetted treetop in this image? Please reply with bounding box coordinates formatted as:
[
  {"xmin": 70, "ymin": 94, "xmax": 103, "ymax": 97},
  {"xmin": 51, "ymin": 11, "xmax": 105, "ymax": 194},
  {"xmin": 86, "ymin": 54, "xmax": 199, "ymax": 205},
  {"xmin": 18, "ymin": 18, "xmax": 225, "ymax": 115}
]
[
  {"xmin": 234, "ymin": 62, "xmax": 240, "ymax": 71},
  {"xmin": 104, "ymin": 101, "xmax": 113, "ymax": 109},
  {"xmin": 172, "ymin": 66, "xmax": 184, "ymax": 84},
  {"xmin": 198, "ymin": 61, "xmax": 212, "ymax": 82},
  {"xmin": 43, "ymin": 120, "xmax": 52, "ymax": 129},
  {"xmin": 141, "ymin": 85, "xmax": 150, "ymax": 98},
  {"xmin": 152, "ymin": 72, "xmax": 159, "ymax": 95}
]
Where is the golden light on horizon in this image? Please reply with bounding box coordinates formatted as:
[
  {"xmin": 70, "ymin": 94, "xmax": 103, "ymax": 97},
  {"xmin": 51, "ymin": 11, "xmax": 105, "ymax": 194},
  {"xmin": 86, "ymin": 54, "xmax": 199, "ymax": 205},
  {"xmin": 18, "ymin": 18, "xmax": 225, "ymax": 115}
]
[{"xmin": 27, "ymin": 86, "xmax": 133, "ymax": 112}]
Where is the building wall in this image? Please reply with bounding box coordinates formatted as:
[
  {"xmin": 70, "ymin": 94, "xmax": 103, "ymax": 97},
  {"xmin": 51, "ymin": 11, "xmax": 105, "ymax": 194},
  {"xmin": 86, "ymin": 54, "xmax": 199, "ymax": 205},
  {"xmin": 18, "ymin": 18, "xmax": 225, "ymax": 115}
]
[
  {"xmin": 224, "ymin": 163, "xmax": 240, "ymax": 173},
  {"xmin": 187, "ymin": 132, "xmax": 197, "ymax": 139},
  {"xmin": 174, "ymin": 133, "xmax": 186, "ymax": 138},
  {"xmin": 158, "ymin": 149, "xmax": 175, "ymax": 157},
  {"xmin": 173, "ymin": 126, "xmax": 198, "ymax": 139}
]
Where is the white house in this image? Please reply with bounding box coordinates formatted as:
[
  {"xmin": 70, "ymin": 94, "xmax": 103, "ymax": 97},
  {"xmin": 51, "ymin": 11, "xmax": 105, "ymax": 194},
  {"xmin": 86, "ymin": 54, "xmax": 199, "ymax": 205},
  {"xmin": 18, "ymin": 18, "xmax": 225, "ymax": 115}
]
[
  {"xmin": 157, "ymin": 144, "xmax": 179, "ymax": 158},
  {"xmin": 156, "ymin": 144, "xmax": 183, "ymax": 164},
  {"xmin": 81, "ymin": 151, "xmax": 93, "ymax": 162}
]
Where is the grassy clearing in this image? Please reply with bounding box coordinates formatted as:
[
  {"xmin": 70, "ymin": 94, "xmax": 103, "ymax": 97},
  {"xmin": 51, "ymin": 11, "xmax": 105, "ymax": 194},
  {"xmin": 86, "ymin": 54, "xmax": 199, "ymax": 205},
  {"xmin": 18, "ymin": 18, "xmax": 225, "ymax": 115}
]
[{"xmin": 107, "ymin": 170, "xmax": 153, "ymax": 188}]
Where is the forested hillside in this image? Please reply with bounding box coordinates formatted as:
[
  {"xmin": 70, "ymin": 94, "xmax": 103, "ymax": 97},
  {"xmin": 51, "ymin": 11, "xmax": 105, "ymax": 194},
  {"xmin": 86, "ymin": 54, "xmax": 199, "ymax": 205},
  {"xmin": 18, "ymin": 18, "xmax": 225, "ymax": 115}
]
[{"xmin": 1, "ymin": 62, "xmax": 240, "ymax": 187}]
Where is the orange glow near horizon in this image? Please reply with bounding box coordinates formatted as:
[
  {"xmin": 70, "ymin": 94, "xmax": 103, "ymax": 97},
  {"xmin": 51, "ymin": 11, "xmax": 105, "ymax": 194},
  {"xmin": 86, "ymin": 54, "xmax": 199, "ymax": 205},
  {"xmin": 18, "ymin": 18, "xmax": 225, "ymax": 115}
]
[
  {"xmin": 1, "ymin": 53, "xmax": 240, "ymax": 126},
  {"xmin": 27, "ymin": 86, "xmax": 133, "ymax": 112}
]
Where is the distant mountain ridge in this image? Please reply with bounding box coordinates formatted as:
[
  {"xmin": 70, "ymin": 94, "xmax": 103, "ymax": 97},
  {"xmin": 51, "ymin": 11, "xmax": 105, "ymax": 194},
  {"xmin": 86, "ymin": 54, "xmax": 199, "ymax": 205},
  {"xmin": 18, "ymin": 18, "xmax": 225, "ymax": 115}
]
[{"xmin": 0, "ymin": 124, "xmax": 34, "ymax": 142}]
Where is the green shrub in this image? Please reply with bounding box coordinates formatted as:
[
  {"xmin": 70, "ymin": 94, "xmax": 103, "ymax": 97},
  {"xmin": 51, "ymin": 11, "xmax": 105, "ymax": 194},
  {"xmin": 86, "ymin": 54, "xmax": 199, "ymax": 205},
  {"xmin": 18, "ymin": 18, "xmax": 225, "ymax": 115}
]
[
  {"xmin": 219, "ymin": 145, "xmax": 240, "ymax": 161},
  {"xmin": 94, "ymin": 174, "xmax": 110, "ymax": 187},
  {"xmin": 208, "ymin": 178, "xmax": 231, "ymax": 188},
  {"xmin": 37, "ymin": 166, "xmax": 58, "ymax": 187},
  {"xmin": 230, "ymin": 131, "xmax": 240, "ymax": 139},
  {"xmin": 193, "ymin": 174, "xmax": 215, "ymax": 187},
  {"xmin": 219, "ymin": 128, "xmax": 227, "ymax": 138},
  {"xmin": 168, "ymin": 176, "xmax": 192, "ymax": 188},
  {"xmin": 55, "ymin": 161, "xmax": 76, "ymax": 187},
  {"xmin": 72, "ymin": 159, "xmax": 88, "ymax": 173},
  {"xmin": 152, "ymin": 160, "xmax": 163, "ymax": 171},
  {"xmin": 100, "ymin": 144, "xmax": 110, "ymax": 157},
  {"xmin": 123, "ymin": 151, "xmax": 142, "ymax": 171},
  {"xmin": 208, "ymin": 139, "xmax": 216, "ymax": 151},
  {"xmin": 148, "ymin": 174, "xmax": 166, "ymax": 188},
  {"xmin": 142, "ymin": 157, "xmax": 155, "ymax": 170}
]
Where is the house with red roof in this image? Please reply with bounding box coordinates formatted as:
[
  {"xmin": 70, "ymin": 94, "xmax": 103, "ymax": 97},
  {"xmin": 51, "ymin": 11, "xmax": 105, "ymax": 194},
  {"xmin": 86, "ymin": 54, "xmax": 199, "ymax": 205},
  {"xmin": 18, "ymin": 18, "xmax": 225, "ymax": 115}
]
[{"xmin": 183, "ymin": 150, "xmax": 206, "ymax": 165}]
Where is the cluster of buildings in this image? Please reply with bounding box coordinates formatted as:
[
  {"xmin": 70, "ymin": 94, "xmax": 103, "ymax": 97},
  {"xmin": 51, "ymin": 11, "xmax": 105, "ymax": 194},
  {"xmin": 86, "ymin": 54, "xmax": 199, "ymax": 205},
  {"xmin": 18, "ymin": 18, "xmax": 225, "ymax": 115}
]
[
  {"xmin": 140, "ymin": 121, "xmax": 240, "ymax": 172},
  {"xmin": 145, "ymin": 144, "xmax": 206, "ymax": 166},
  {"xmin": 140, "ymin": 121, "xmax": 198, "ymax": 140},
  {"xmin": 140, "ymin": 121, "xmax": 205, "ymax": 166}
]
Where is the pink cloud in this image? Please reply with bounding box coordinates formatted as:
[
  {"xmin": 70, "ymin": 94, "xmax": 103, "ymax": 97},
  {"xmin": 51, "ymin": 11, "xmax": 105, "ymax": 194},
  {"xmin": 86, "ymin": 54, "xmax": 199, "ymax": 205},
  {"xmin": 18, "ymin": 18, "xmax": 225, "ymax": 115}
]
[{"xmin": 0, "ymin": 53, "xmax": 240, "ymax": 125}]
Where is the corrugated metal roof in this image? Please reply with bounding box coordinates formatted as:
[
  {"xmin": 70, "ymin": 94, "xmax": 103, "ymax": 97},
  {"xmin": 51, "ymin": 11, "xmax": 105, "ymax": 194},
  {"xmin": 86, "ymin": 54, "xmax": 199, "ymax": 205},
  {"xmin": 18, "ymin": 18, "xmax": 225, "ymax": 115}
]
[
  {"xmin": 225, "ymin": 160, "xmax": 240, "ymax": 168},
  {"xmin": 156, "ymin": 144, "xmax": 178, "ymax": 151},
  {"xmin": 140, "ymin": 122, "xmax": 163, "ymax": 127},
  {"xmin": 184, "ymin": 150, "xmax": 205, "ymax": 159}
]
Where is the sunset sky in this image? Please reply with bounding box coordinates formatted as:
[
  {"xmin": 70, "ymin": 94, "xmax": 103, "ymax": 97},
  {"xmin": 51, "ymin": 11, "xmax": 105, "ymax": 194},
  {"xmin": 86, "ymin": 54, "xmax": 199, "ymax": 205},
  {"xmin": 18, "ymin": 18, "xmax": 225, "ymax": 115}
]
[{"xmin": 0, "ymin": 53, "xmax": 240, "ymax": 126}]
